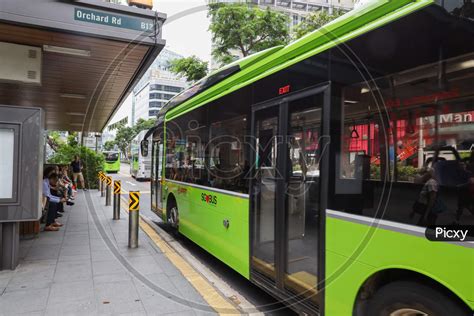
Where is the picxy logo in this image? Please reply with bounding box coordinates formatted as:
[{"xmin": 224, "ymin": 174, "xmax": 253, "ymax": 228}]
[{"xmin": 425, "ymin": 225, "xmax": 473, "ymax": 242}]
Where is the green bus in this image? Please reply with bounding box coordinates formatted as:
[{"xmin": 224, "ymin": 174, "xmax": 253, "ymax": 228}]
[
  {"xmin": 103, "ymin": 151, "xmax": 120, "ymax": 173},
  {"xmin": 144, "ymin": 1, "xmax": 474, "ymax": 315}
]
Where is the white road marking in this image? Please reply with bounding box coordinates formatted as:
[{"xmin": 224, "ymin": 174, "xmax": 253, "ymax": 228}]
[{"xmin": 126, "ymin": 181, "xmax": 136, "ymax": 186}]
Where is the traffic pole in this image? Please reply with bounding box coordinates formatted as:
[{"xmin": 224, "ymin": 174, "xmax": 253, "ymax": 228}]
[
  {"xmin": 113, "ymin": 180, "xmax": 121, "ymax": 220},
  {"xmin": 128, "ymin": 191, "xmax": 140, "ymax": 248},
  {"xmin": 105, "ymin": 176, "xmax": 112, "ymax": 206}
]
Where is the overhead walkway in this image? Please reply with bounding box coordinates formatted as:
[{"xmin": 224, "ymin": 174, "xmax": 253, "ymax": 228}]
[{"xmin": 0, "ymin": 190, "xmax": 240, "ymax": 315}]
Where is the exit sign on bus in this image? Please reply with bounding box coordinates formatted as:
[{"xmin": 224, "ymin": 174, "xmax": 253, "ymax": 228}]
[{"xmin": 279, "ymin": 85, "xmax": 291, "ymax": 95}]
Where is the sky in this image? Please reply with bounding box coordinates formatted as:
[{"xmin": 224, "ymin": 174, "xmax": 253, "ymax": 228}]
[
  {"xmin": 107, "ymin": 0, "xmax": 212, "ymax": 128},
  {"xmin": 153, "ymin": 0, "xmax": 212, "ymax": 62}
]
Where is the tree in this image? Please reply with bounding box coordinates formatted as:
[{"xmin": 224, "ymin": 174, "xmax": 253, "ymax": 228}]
[
  {"xmin": 169, "ymin": 56, "xmax": 208, "ymax": 82},
  {"xmin": 48, "ymin": 133, "xmax": 104, "ymax": 189},
  {"xmin": 114, "ymin": 124, "xmax": 136, "ymax": 160},
  {"xmin": 208, "ymin": 3, "xmax": 290, "ymax": 66},
  {"xmin": 103, "ymin": 140, "xmax": 115, "ymax": 151},
  {"xmin": 110, "ymin": 118, "xmax": 155, "ymax": 160},
  {"xmin": 133, "ymin": 118, "xmax": 155, "ymax": 135},
  {"xmin": 67, "ymin": 132, "xmax": 79, "ymax": 147},
  {"xmin": 293, "ymin": 9, "xmax": 345, "ymax": 39},
  {"xmin": 47, "ymin": 131, "xmax": 63, "ymax": 152}
]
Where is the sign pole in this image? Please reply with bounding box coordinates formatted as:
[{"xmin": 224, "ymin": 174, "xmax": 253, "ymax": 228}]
[
  {"xmin": 128, "ymin": 191, "xmax": 140, "ymax": 248},
  {"xmin": 98, "ymin": 172, "xmax": 103, "ymax": 192},
  {"xmin": 105, "ymin": 176, "xmax": 112, "ymax": 206},
  {"xmin": 113, "ymin": 180, "xmax": 121, "ymax": 220},
  {"xmin": 100, "ymin": 173, "xmax": 105, "ymax": 197}
]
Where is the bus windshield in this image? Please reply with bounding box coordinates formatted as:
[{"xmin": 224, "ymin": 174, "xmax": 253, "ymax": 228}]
[{"xmin": 104, "ymin": 152, "xmax": 119, "ymax": 162}]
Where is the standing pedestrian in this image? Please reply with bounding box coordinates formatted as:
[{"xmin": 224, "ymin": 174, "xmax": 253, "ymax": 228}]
[{"xmin": 70, "ymin": 155, "xmax": 87, "ymax": 191}]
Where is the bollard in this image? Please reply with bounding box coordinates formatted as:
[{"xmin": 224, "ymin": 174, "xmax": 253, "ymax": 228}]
[
  {"xmin": 98, "ymin": 172, "xmax": 102, "ymax": 192},
  {"xmin": 105, "ymin": 176, "xmax": 112, "ymax": 206},
  {"xmin": 128, "ymin": 191, "xmax": 140, "ymax": 248},
  {"xmin": 113, "ymin": 180, "xmax": 121, "ymax": 220},
  {"xmin": 100, "ymin": 173, "xmax": 105, "ymax": 197}
]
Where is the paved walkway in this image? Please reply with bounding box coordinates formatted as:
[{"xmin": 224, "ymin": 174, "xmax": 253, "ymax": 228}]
[{"xmin": 0, "ymin": 191, "xmax": 225, "ymax": 316}]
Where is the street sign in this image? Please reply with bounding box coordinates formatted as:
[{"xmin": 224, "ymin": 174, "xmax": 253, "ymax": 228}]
[
  {"xmin": 74, "ymin": 8, "xmax": 155, "ymax": 32},
  {"xmin": 114, "ymin": 181, "xmax": 121, "ymax": 194},
  {"xmin": 129, "ymin": 191, "xmax": 140, "ymax": 211}
]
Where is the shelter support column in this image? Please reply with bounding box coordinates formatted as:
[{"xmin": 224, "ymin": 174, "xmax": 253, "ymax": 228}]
[{"xmin": 0, "ymin": 222, "xmax": 19, "ymax": 270}]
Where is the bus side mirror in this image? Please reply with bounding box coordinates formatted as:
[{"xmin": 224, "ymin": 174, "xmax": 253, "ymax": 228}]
[{"xmin": 140, "ymin": 140, "xmax": 149, "ymax": 157}]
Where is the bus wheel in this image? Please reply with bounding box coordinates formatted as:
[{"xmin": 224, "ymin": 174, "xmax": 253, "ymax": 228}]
[
  {"xmin": 366, "ymin": 281, "xmax": 468, "ymax": 316},
  {"xmin": 167, "ymin": 203, "xmax": 179, "ymax": 233}
]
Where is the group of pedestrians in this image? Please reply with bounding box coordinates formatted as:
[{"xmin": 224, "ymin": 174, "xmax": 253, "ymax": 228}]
[
  {"xmin": 42, "ymin": 155, "xmax": 86, "ymax": 231},
  {"xmin": 411, "ymin": 152, "xmax": 474, "ymax": 226}
]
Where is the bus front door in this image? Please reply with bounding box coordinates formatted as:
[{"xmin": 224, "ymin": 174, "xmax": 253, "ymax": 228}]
[
  {"xmin": 251, "ymin": 85, "xmax": 329, "ymax": 306},
  {"xmin": 151, "ymin": 140, "xmax": 164, "ymax": 215}
]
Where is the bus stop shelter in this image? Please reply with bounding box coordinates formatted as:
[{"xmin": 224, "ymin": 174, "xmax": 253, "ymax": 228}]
[{"xmin": 0, "ymin": 0, "xmax": 166, "ymax": 270}]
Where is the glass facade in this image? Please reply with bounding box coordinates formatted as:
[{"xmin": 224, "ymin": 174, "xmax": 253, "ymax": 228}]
[{"xmin": 132, "ymin": 49, "xmax": 188, "ymax": 122}]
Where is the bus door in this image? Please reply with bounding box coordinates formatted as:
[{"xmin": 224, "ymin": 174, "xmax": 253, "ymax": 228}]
[
  {"xmin": 250, "ymin": 84, "xmax": 330, "ymax": 306},
  {"xmin": 151, "ymin": 140, "xmax": 164, "ymax": 213}
]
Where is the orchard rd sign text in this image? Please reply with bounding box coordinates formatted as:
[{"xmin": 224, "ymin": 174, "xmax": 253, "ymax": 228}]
[{"xmin": 74, "ymin": 8, "xmax": 154, "ymax": 32}]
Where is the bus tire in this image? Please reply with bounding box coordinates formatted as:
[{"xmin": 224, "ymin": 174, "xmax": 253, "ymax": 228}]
[
  {"xmin": 366, "ymin": 281, "xmax": 468, "ymax": 316},
  {"xmin": 167, "ymin": 197, "xmax": 179, "ymax": 233}
]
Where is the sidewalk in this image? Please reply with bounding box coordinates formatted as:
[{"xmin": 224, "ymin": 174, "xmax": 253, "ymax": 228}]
[{"xmin": 0, "ymin": 190, "xmax": 224, "ymax": 316}]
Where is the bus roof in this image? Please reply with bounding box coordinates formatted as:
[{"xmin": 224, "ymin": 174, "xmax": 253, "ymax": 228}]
[
  {"xmin": 163, "ymin": 0, "xmax": 434, "ymax": 121},
  {"xmin": 158, "ymin": 45, "xmax": 283, "ymax": 117}
]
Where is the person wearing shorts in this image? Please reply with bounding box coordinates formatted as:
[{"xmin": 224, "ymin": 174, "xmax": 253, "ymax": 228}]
[{"xmin": 70, "ymin": 155, "xmax": 87, "ymax": 191}]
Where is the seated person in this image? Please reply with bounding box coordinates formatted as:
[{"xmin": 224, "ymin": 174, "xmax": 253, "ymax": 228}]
[
  {"xmin": 59, "ymin": 166, "xmax": 75, "ymax": 201},
  {"xmin": 42, "ymin": 172, "xmax": 65, "ymax": 231},
  {"xmin": 51, "ymin": 166, "xmax": 74, "ymax": 206}
]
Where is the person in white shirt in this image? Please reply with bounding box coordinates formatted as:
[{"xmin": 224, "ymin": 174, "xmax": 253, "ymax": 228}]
[{"xmin": 42, "ymin": 172, "xmax": 65, "ymax": 231}]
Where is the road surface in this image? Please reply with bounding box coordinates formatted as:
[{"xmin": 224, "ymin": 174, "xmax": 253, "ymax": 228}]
[{"xmin": 107, "ymin": 163, "xmax": 297, "ymax": 315}]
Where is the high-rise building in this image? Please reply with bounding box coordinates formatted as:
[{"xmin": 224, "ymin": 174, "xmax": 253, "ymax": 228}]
[
  {"xmin": 132, "ymin": 49, "xmax": 188, "ymax": 124},
  {"xmin": 249, "ymin": 0, "xmax": 354, "ymax": 24},
  {"xmin": 102, "ymin": 49, "xmax": 187, "ymax": 149}
]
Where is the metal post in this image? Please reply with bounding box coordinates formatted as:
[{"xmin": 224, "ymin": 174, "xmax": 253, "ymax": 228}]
[
  {"xmin": 113, "ymin": 180, "xmax": 121, "ymax": 220},
  {"xmin": 98, "ymin": 172, "xmax": 103, "ymax": 192},
  {"xmin": 105, "ymin": 176, "xmax": 112, "ymax": 206},
  {"xmin": 128, "ymin": 191, "xmax": 140, "ymax": 248},
  {"xmin": 0, "ymin": 222, "xmax": 19, "ymax": 270},
  {"xmin": 100, "ymin": 173, "xmax": 105, "ymax": 197}
]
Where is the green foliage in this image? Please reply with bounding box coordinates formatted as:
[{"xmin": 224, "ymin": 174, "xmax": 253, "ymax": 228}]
[
  {"xmin": 114, "ymin": 125, "xmax": 135, "ymax": 160},
  {"xmin": 370, "ymin": 164, "xmax": 381, "ymax": 180},
  {"xmin": 47, "ymin": 131, "xmax": 64, "ymax": 152},
  {"xmin": 67, "ymin": 132, "xmax": 79, "ymax": 147},
  {"xmin": 111, "ymin": 118, "xmax": 155, "ymax": 159},
  {"xmin": 48, "ymin": 143, "xmax": 104, "ymax": 189},
  {"xmin": 208, "ymin": 3, "xmax": 290, "ymax": 66},
  {"xmin": 293, "ymin": 9, "xmax": 344, "ymax": 39},
  {"xmin": 169, "ymin": 56, "xmax": 208, "ymax": 82},
  {"xmin": 397, "ymin": 164, "xmax": 419, "ymax": 182},
  {"xmin": 370, "ymin": 163, "xmax": 420, "ymax": 181},
  {"xmin": 134, "ymin": 118, "xmax": 155, "ymax": 134},
  {"xmin": 103, "ymin": 140, "xmax": 115, "ymax": 151},
  {"xmin": 48, "ymin": 131, "xmax": 64, "ymax": 145}
]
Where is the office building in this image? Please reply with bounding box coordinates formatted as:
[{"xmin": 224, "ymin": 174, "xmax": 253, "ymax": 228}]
[{"xmin": 132, "ymin": 49, "xmax": 188, "ymax": 124}]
